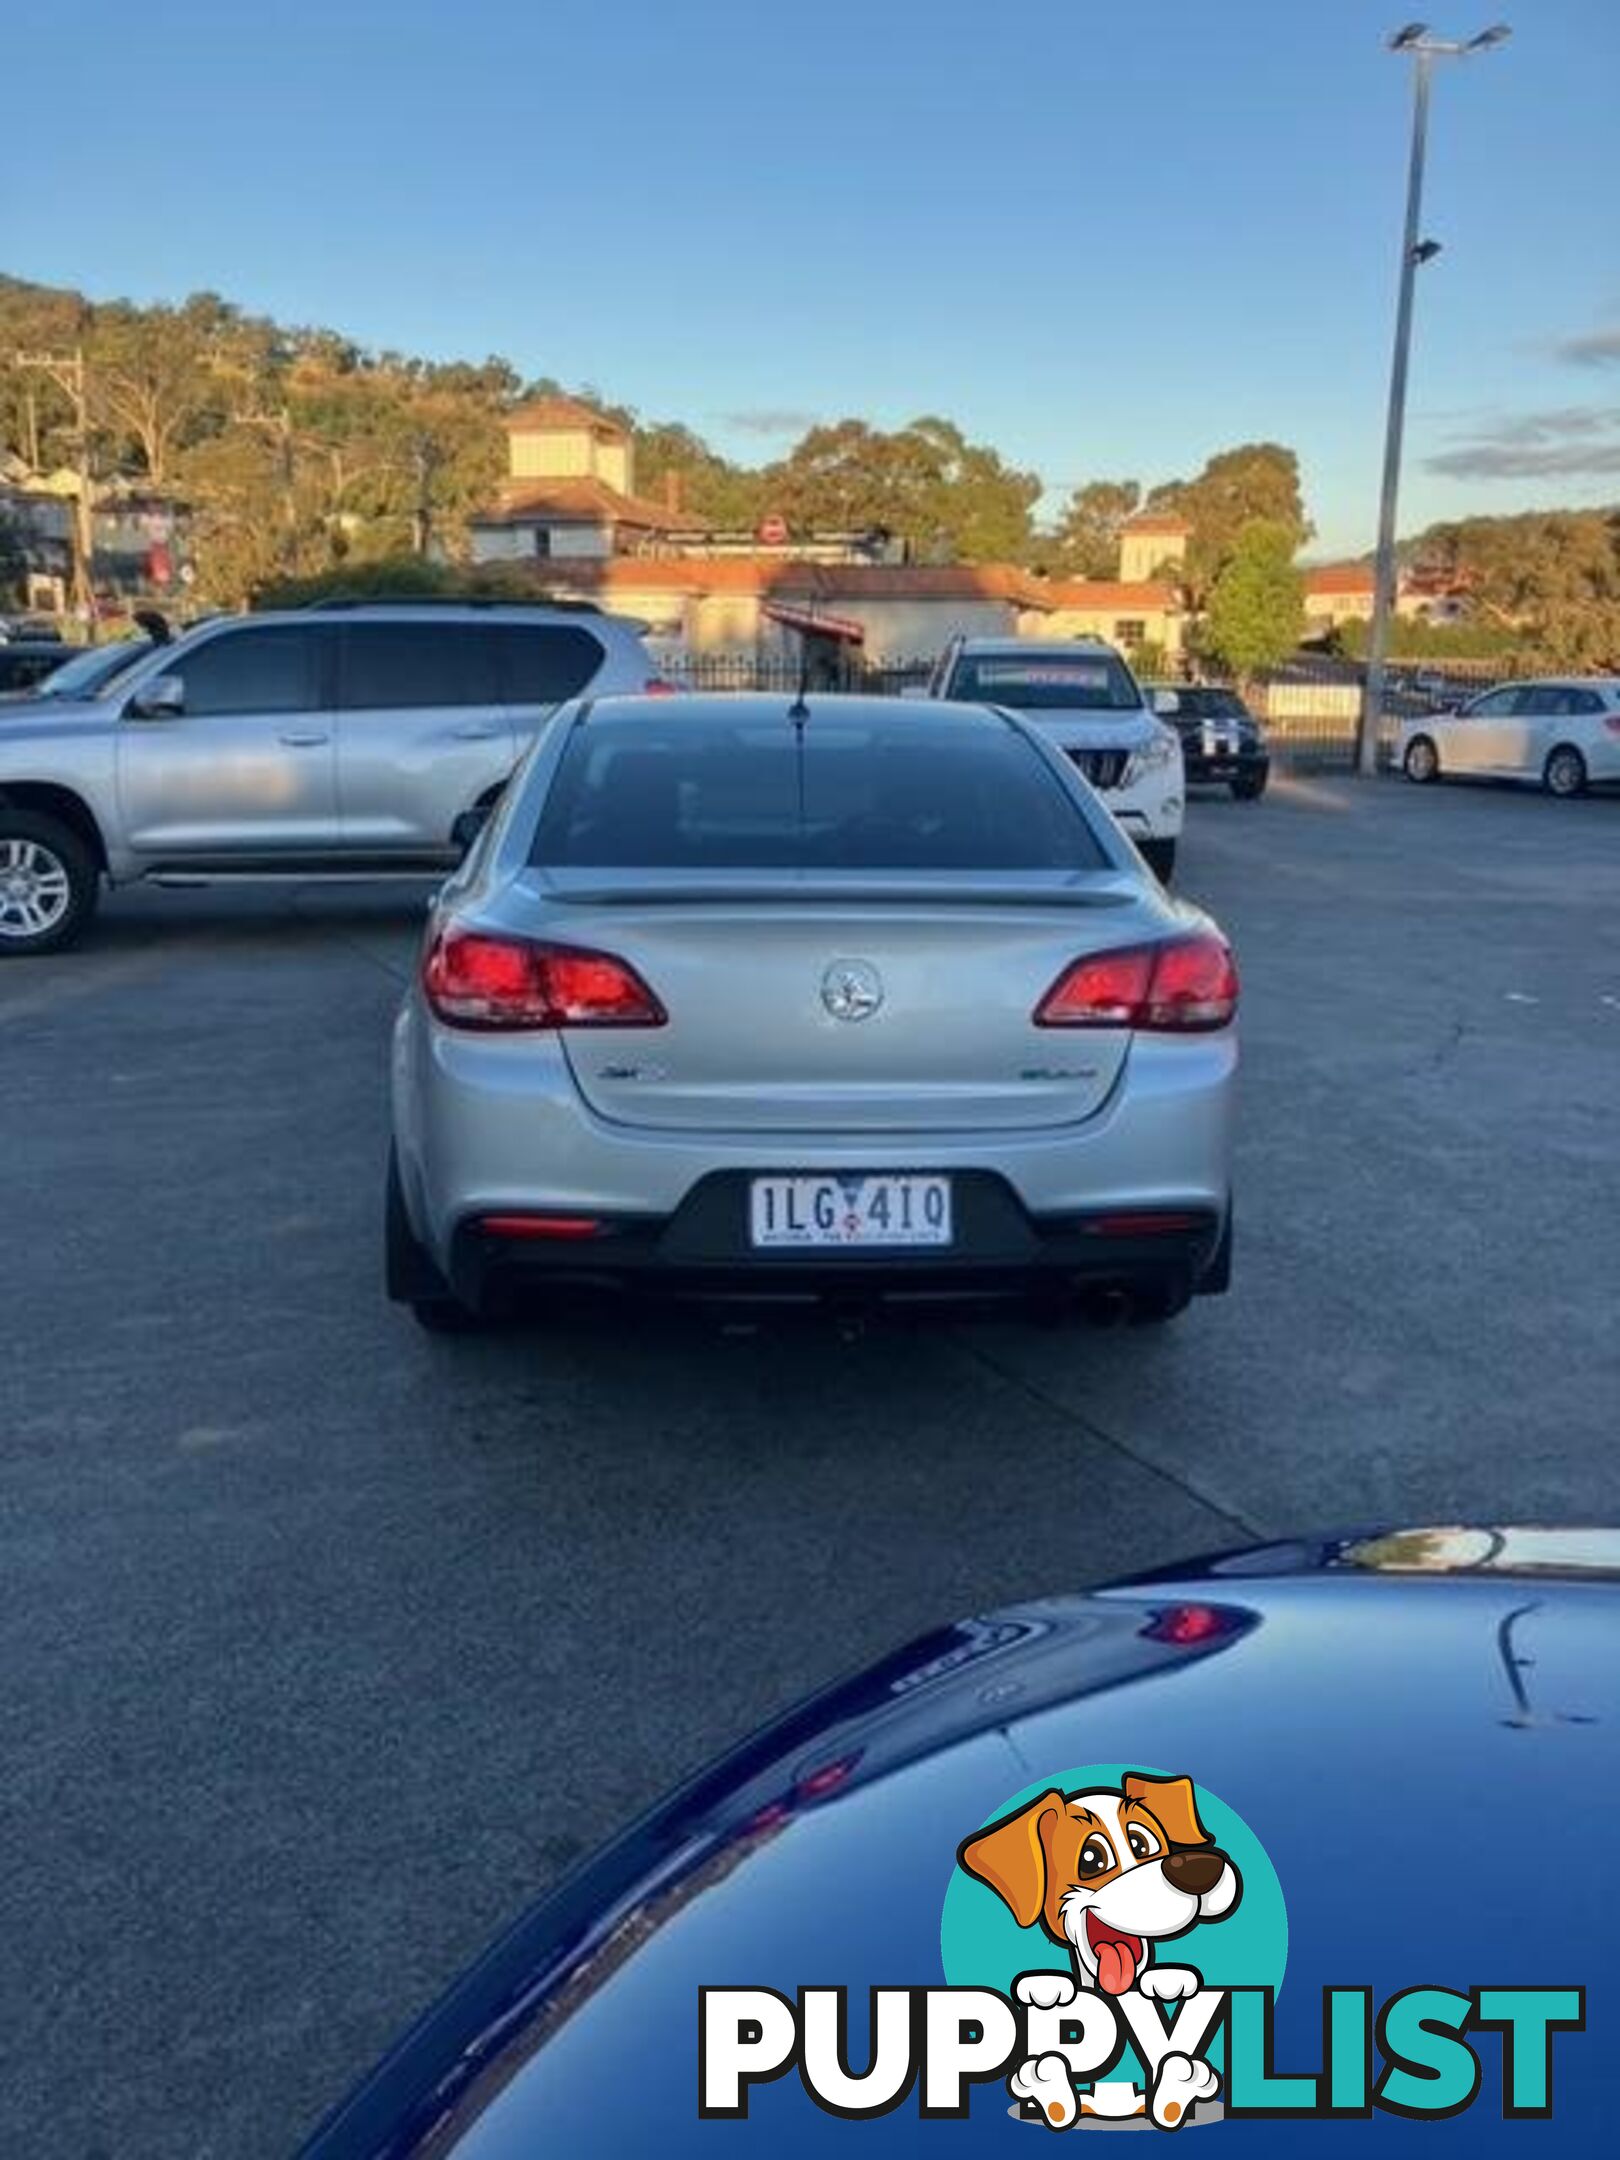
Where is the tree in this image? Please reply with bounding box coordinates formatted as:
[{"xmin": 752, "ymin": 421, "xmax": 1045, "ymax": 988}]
[
  {"xmin": 1201, "ymin": 519, "xmax": 1305, "ymax": 679},
  {"xmin": 1049, "ymin": 479, "xmax": 1141, "ymax": 576},
  {"xmin": 87, "ymin": 296, "xmax": 240, "ymax": 485},
  {"xmin": 760, "ymin": 416, "xmax": 1041, "ymax": 560},
  {"xmin": 1405, "ymin": 508, "xmax": 1620, "ymax": 670},
  {"xmin": 1153, "ymin": 443, "xmax": 1309, "ymax": 605},
  {"xmin": 633, "ymin": 420, "xmax": 766, "ymax": 527}
]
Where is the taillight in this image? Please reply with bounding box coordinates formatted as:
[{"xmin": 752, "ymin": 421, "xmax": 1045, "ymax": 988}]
[
  {"xmin": 1035, "ymin": 933, "xmax": 1237, "ymax": 1031},
  {"xmin": 643, "ymin": 676, "xmax": 680, "ymax": 696},
  {"xmin": 1604, "ymin": 714, "xmax": 1620, "ymax": 736},
  {"xmin": 1141, "ymin": 1603, "xmax": 1238, "ymax": 1646},
  {"xmin": 477, "ymin": 1213, "xmax": 603, "ymax": 1239},
  {"xmin": 422, "ymin": 929, "xmax": 666, "ymax": 1030}
]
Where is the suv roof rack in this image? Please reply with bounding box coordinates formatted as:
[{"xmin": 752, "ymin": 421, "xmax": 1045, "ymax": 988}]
[{"xmin": 301, "ymin": 595, "xmax": 604, "ymax": 616}]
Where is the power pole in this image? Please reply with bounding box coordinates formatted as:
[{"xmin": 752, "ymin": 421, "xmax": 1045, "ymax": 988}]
[
  {"xmin": 410, "ymin": 432, "xmax": 441, "ymax": 557},
  {"xmin": 12, "ymin": 347, "xmax": 96, "ymax": 633}
]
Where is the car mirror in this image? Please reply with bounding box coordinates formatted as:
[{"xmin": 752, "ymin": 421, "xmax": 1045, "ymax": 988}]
[
  {"xmin": 1151, "ymin": 688, "xmax": 1181, "ymax": 715},
  {"xmin": 450, "ymin": 804, "xmax": 491, "ymax": 859},
  {"xmin": 127, "ymin": 673, "xmax": 185, "ymax": 720}
]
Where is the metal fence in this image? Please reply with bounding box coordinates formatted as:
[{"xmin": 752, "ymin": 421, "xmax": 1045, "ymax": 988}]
[
  {"xmin": 663, "ymin": 651, "xmax": 1515, "ymax": 768},
  {"xmin": 665, "ymin": 655, "xmax": 931, "ymax": 698}
]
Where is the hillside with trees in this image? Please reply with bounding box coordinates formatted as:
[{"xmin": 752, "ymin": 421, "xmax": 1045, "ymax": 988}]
[
  {"xmin": 0, "ymin": 276, "xmax": 1043, "ymax": 604},
  {"xmin": 4, "ymin": 274, "xmax": 1615, "ymax": 668}
]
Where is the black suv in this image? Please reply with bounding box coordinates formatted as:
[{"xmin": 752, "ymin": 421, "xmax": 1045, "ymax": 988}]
[
  {"xmin": 1155, "ymin": 685, "xmax": 1270, "ymax": 800},
  {"xmin": 0, "ymin": 642, "xmax": 73, "ymax": 698}
]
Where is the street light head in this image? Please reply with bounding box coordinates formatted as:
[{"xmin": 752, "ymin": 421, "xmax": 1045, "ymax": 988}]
[
  {"xmin": 1466, "ymin": 22, "xmax": 1512, "ymax": 48},
  {"xmin": 1389, "ymin": 22, "xmax": 1431, "ymax": 49}
]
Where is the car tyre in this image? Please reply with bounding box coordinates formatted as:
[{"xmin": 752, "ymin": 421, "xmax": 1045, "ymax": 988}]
[
  {"xmin": 1543, "ymin": 744, "xmax": 1587, "ymax": 799},
  {"xmin": 1230, "ymin": 770, "xmax": 1267, "ymax": 802},
  {"xmin": 0, "ymin": 808, "xmax": 100, "ymax": 956},
  {"xmin": 1403, "ymin": 736, "xmax": 1440, "ymax": 785},
  {"xmin": 1139, "ymin": 837, "xmax": 1177, "ymax": 884},
  {"xmin": 386, "ymin": 1145, "xmax": 486, "ymax": 1334}
]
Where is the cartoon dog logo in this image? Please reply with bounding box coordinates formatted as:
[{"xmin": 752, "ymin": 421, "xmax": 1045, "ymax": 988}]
[{"xmin": 958, "ymin": 1773, "xmax": 1242, "ymax": 2130}]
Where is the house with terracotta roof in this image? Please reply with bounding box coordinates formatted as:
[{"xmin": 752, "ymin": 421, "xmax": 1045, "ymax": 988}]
[
  {"xmin": 1303, "ymin": 563, "xmax": 1377, "ymax": 629},
  {"xmin": 1023, "ymin": 579, "xmax": 1185, "ymax": 657},
  {"xmin": 1302, "ymin": 561, "xmax": 1468, "ymax": 632},
  {"xmin": 515, "ymin": 555, "xmax": 1056, "ymax": 667},
  {"xmin": 469, "ymin": 398, "xmax": 683, "ymax": 562},
  {"xmin": 468, "ymin": 397, "xmax": 1188, "ymax": 662}
]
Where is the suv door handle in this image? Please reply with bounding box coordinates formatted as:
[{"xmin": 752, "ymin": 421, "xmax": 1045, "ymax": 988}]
[
  {"xmin": 279, "ymin": 730, "xmax": 330, "ymax": 746},
  {"xmin": 451, "ymin": 724, "xmax": 500, "ymax": 740}
]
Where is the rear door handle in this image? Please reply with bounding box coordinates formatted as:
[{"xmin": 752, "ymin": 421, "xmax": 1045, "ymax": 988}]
[
  {"xmin": 451, "ymin": 724, "xmax": 500, "ymax": 740},
  {"xmin": 279, "ymin": 730, "xmax": 330, "ymax": 747}
]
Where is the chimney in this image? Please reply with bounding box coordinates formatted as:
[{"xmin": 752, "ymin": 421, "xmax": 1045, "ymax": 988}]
[{"xmin": 663, "ymin": 470, "xmax": 683, "ymax": 520}]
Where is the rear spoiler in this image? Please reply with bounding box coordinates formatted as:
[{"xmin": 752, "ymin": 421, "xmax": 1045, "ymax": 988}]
[{"xmin": 534, "ymin": 876, "xmax": 1142, "ymax": 909}]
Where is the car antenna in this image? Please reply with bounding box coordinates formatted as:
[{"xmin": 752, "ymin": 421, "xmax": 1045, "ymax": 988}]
[{"xmin": 787, "ymin": 646, "xmax": 811, "ymax": 722}]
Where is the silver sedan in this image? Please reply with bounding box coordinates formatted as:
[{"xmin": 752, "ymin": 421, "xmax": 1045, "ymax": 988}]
[{"xmin": 387, "ymin": 695, "xmax": 1238, "ymax": 1331}]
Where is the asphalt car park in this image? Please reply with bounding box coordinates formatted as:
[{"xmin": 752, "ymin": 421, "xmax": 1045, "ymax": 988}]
[{"xmin": 2, "ymin": 775, "xmax": 1617, "ymax": 2158}]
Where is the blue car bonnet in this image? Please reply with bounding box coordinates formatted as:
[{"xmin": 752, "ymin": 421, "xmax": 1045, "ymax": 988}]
[{"xmin": 303, "ymin": 1527, "xmax": 1617, "ymax": 2154}]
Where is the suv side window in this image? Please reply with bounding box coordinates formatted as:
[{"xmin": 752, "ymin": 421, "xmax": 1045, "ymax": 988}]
[
  {"xmin": 494, "ymin": 625, "xmax": 605, "ymax": 703},
  {"xmin": 166, "ymin": 626, "xmax": 319, "ymax": 715},
  {"xmin": 338, "ymin": 624, "xmax": 500, "ymax": 710}
]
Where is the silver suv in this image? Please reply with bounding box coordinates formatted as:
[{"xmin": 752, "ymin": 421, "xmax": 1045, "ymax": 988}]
[{"xmin": 0, "ymin": 602, "xmax": 660, "ymax": 955}]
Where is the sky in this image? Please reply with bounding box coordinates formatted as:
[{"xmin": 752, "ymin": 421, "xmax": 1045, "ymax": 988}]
[{"xmin": 7, "ymin": 0, "xmax": 1618, "ymax": 557}]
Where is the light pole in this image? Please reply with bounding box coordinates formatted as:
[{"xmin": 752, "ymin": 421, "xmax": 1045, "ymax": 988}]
[{"xmin": 1356, "ymin": 21, "xmax": 1511, "ymax": 777}]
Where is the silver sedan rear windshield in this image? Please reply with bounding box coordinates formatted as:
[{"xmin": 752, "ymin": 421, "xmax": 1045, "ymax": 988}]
[
  {"xmin": 948, "ymin": 653, "xmax": 1139, "ymax": 710},
  {"xmin": 531, "ymin": 712, "xmax": 1108, "ymax": 871}
]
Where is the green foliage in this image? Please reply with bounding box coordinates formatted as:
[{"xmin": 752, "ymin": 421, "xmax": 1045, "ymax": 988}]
[
  {"xmin": 633, "ymin": 420, "xmax": 767, "ymax": 527},
  {"xmin": 1049, "ymin": 479, "xmax": 1142, "ymax": 576},
  {"xmin": 1400, "ymin": 508, "xmax": 1620, "ymax": 670},
  {"xmin": 752, "ymin": 416, "xmax": 1042, "ymax": 562},
  {"xmin": 1124, "ymin": 636, "xmax": 1169, "ymax": 679},
  {"xmin": 1201, "ymin": 519, "xmax": 1305, "ymax": 678},
  {"xmin": 252, "ymin": 558, "xmax": 560, "ymax": 609},
  {"xmin": 1331, "ymin": 613, "xmax": 1520, "ymax": 661},
  {"xmin": 1153, "ymin": 443, "xmax": 1310, "ymax": 604}
]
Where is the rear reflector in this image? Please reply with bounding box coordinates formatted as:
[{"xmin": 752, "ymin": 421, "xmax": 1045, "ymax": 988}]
[
  {"xmin": 423, "ymin": 929, "xmax": 667, "ymax": 1030},
  {"xmin": 478, "ymin": 1214, "xmax": 603, "ymax": 1240},
  {"xmin": 1035, "ymin": 933, "xmax": 1238, "ymax": 1032},
  {"xmin": 1086, "ymin": 1211, "xmax": 1208, "ymax": 1237}
]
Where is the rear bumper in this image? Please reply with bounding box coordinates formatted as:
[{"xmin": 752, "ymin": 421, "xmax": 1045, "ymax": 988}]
[
  {"xmin": 444, "ymin": 1181, "xmax": 1227, "ymax": 1310},
  {"xmin": 393, "ymin": 998, "xmax": 1237, "ymax": 1306},
  {"xmin": 1182, "ymin": 743, "xmax": 1270, "ymax": 785}
]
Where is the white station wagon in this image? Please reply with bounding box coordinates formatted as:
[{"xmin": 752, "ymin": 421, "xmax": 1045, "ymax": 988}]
[{"xmin": 1395, "ymin": 678, "xmax": 1620, "ymax": 797}]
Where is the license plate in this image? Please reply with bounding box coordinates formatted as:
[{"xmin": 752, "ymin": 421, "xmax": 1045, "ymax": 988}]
[{"xmin": 749, "ymin": 1174, "xmax": 952, "ymax": 1249}]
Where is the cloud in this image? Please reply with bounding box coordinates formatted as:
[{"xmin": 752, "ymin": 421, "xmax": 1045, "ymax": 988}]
[
  {"xmin": 1484, "ymin": 405, "xmax": 1620, "ymax": 443},
  {"xmin": 1426, "ymin": 442, "xmax": 1620, "ymax": 479},
  {"xmin": 717, "ymin": 408, "xmax": 821, "ymax": 437},
  {"xmin": 1425, "ymin": 403, "xmax": 1620, "ymax": 480},
  {"xmin": 1552, "ymin": 326, "xmax": 1620, "ymax": 368}
]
